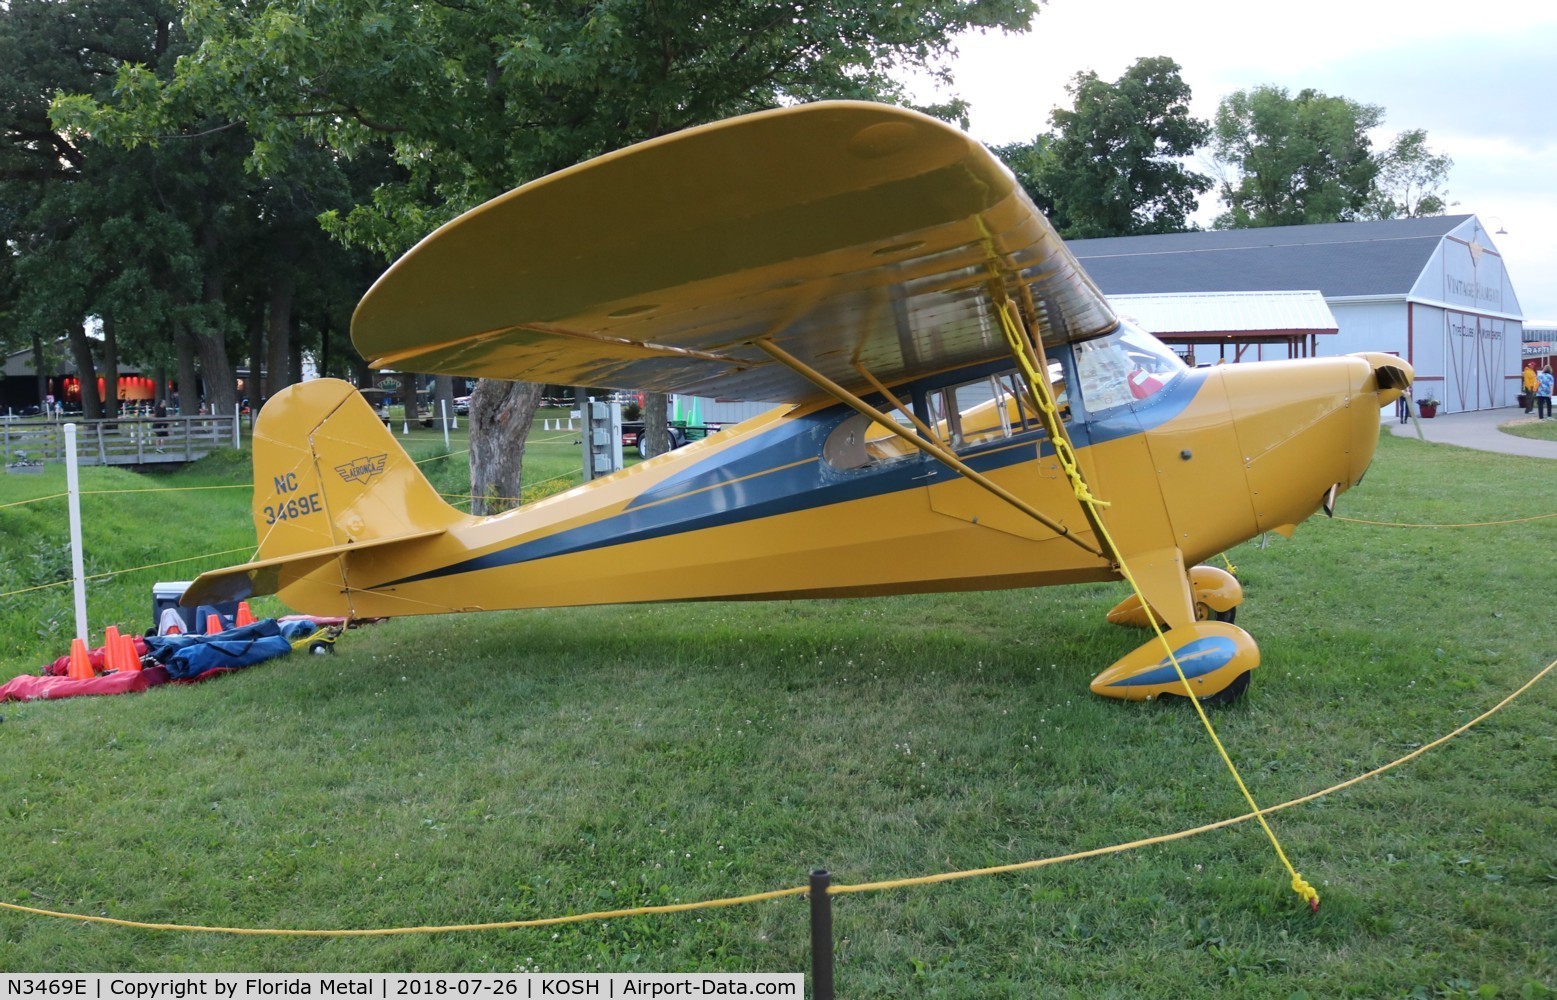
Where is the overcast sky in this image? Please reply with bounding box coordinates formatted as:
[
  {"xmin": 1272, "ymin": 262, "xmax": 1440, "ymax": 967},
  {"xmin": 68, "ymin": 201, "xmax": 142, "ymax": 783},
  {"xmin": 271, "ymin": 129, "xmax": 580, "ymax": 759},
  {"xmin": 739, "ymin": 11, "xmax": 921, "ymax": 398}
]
[{"xmin": 921, "ymin": 0, "xmax": 1557, "ymax": 321}]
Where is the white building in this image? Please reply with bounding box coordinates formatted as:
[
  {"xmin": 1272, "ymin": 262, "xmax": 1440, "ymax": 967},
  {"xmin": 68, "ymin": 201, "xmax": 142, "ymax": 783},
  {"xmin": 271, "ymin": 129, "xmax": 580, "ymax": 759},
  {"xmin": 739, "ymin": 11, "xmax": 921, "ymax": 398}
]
[{"xmin": 1068, "ymin": 215, "xmax": 1525, "ymax": 414}]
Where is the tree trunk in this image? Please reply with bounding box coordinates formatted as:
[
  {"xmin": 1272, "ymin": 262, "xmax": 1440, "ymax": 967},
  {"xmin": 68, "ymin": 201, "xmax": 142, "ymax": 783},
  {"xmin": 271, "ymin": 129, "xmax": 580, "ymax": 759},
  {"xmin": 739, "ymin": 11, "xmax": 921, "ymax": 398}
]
[
  {"xmin": 100, "ymin": 311, "xmax": 120, "ymax": 419},
  {"xmin": 265, "ymin": 270, "xmax": 296, "ymax": 400},
  {"xmin": 193, "ymin": 330, "xmax": 236, "ymax": 416},
  {"xmin": 642, "ymin": 392, "xmax": 670, "ymax": 457},
  {"xmin": 433, "ymin": 375, "xmax": 457, "ymax": 430},
  {"xmin": 469, "ymin": 378, "xmax": 544, "ymax": 515},
  {"xmin": 247, "ymin": 310, "xmax": 264, "ymax": 401},
  {"xmin": 31, "ymin": 332, "xmax": 48, "ymax": 407},
  {"xmin": 66, "ymin": 321, "xmax": 101, "ymax": 420},
  {"xmin": 194, "ymin": 224, "xmax": 237, "ymax": 415},
  {"xmin": 177, "ymin": 325, "xmax": 199, "ymax": 415}
]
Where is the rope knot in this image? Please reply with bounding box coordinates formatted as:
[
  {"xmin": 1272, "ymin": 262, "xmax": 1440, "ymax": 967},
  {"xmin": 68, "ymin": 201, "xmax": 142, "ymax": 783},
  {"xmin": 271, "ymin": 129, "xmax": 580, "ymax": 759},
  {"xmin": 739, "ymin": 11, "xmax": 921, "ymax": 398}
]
[{"xmin": 1291, "ymin": 873, "xmax": 1320, "ymax": 913}]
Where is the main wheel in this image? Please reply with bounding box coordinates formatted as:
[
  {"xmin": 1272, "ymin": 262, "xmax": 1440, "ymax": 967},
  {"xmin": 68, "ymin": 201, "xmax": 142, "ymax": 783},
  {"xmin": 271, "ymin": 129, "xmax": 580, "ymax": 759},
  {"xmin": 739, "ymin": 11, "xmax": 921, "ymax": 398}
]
[
  {"xmin": 1159, "ymin": 669, "xmax": 1250, "ymax": 705},
  {"xmin": 1195, "ymin": 603, "xmax": 1236, "ymax": 625}
]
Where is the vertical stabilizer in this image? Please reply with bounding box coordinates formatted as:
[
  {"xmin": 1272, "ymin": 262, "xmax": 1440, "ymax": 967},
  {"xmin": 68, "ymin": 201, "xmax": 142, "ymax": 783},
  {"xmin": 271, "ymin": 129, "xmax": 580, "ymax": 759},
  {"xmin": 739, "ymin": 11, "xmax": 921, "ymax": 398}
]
[
  {"xmin": 183, "ymin": 379, "xmax": 465, "ymax": 614},
  {"xmin": 251, "ymin": 378, "xmax": 462, "ymax": 559}
]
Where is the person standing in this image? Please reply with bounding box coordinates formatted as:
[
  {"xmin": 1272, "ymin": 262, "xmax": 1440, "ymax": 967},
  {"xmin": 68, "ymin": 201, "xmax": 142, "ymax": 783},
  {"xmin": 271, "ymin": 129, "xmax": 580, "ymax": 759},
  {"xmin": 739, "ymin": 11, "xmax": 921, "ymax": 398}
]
[
  {"xmin": 1539, "ymin": 366, "xmax": 1554, "ymax": 420},
  {"xmin": 1523, "ymin": 363, "xmax": 1539, "ymax": 412}
]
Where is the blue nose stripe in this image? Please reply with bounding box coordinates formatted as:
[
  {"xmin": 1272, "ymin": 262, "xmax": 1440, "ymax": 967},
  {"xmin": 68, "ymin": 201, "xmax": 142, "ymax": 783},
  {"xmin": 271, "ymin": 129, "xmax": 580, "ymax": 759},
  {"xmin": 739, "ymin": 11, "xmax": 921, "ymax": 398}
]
[{"xmin": 1107, "ymin": 636, "xmax": 1239, "ymax": 688}]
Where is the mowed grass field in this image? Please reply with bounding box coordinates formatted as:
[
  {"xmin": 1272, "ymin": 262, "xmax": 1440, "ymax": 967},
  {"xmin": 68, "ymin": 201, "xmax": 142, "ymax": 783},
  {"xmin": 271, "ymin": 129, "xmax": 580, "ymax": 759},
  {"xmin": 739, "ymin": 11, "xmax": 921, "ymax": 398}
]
[{"xmin": 0, "ymin": 417, "xmax": 1553, "ymax": 996}]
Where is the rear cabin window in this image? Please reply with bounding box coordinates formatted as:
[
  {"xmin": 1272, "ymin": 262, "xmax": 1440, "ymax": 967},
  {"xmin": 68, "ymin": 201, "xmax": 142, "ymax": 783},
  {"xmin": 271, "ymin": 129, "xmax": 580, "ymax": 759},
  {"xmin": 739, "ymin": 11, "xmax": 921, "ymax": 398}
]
[{"xmin": 822, "ymin": 398, "xmax": 918, "ymax": 470}]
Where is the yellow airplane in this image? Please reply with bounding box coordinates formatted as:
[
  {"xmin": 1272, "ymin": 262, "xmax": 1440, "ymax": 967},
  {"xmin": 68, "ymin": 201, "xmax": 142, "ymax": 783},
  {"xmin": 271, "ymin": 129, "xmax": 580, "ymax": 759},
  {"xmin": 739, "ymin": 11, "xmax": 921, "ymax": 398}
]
[{"xmin": 185, "ymin": 101, "xmax": 1412, "ymax": 703}]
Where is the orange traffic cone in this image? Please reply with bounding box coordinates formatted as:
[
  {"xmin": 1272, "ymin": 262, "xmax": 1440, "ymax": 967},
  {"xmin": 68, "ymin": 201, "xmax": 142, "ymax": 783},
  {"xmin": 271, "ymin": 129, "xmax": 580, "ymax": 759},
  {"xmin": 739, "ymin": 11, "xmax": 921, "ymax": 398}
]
[
  {"xmin": 103, "ymin": 625, "xmax": 123, "ymax": 672},
  {"xmin": 235, "ymin": 602, "xmax": 255, "ymax": 627},
  {"xmin": 206, "ymin": 613, "xmax": 225, "ymax": 635},
  {"xmin": 67, "ymin": 638, "xmax": 93, "ymax": 680},
  {"xmin": 119, "ymin": 633, "xmax": 141, "ymax": 672}
]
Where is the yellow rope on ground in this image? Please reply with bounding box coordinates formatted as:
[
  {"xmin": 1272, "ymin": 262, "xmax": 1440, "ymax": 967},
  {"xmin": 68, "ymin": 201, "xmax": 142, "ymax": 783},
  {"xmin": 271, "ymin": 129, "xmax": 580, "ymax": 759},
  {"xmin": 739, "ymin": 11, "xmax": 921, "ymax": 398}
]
[
  {"xmin": 0, "ymin": 887, "xmax": 810, "ymax": 938},
  {"xmin": 0, "ymin": 492, "xmax": 68, "ymax": 510},
  {"xmin": 0, "ymin": 547, "xmax": 256, "ymax": 601},
  {"xmin": 1334, "ymin": 512, "xmax": 1557, "ymax": 528},
  {"xmin": 438, "ymin": 469, "xmax": 581, "ymax": 506},
  {"xmin": 79, "ymin": 485, "xmax": 248, "ymax": 495},
  {"xmin": 837, "ymin": 654, "xmax": 1556, "ymax": 895},
  {"xmin": 3, "ymin": 653, "xmax": 1549, "ymax": 935},
  {"xmin": 414, "ymin": 449, "xmax": 470, "ymax": 466},
  {"xmin": 991, "ymin": 296, "xmax": 1317, "ymax": 909}
]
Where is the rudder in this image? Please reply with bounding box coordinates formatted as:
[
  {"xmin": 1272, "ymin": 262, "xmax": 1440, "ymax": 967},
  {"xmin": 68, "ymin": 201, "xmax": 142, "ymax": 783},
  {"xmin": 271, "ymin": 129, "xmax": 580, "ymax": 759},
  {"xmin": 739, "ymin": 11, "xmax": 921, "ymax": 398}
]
[{"xmin": 251, "ymin": 378, "xmax": 463, "ymax": 561}]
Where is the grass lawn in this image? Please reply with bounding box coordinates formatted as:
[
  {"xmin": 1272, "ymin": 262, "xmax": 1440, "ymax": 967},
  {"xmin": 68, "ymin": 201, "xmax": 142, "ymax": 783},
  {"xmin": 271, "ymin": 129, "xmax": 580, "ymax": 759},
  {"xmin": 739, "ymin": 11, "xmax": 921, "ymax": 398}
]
[
  {"xmin": 1500, "ymin": 415, "xmax": 1557, "ymax": 442},
  {"xmin": 0, "ymin": 427, "xmax": 1553, "ymax": 996}
]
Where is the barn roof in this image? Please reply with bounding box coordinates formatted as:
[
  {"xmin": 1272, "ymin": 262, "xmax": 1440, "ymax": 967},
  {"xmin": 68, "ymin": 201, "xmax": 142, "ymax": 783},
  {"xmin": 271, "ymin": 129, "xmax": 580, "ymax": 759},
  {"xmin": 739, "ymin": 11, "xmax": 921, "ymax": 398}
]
[{"xmin": 1068, "ymin": 216, "xmax": 1472, "ymax": 298}]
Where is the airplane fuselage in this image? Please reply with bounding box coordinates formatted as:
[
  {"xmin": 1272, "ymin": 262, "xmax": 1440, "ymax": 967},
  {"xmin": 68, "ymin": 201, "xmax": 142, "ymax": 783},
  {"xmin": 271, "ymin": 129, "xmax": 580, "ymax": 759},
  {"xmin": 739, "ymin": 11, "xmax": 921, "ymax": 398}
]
[{"xmin": 320, "ymin": 341, "xmax": 1388, "ymax": 620}]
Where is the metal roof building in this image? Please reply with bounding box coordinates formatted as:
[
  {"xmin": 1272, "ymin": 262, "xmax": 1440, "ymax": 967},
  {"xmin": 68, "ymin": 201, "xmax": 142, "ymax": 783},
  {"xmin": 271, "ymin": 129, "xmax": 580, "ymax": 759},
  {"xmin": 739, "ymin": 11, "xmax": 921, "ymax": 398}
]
[
  {"xmin": 1069, "ymin": 215, "xmax": 1525, "ymax": 413},
  {"xmin": 1108, "ymin": 290, "xmax": 1338, "ymax": 365}
]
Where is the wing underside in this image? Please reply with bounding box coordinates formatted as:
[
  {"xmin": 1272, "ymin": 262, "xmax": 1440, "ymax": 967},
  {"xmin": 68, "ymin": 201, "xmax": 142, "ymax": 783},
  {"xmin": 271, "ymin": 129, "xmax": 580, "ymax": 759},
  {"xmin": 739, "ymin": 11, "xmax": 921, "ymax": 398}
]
[{"xmin": 352, "ymin": 101, "xmax": 1117, "ymax": 404}]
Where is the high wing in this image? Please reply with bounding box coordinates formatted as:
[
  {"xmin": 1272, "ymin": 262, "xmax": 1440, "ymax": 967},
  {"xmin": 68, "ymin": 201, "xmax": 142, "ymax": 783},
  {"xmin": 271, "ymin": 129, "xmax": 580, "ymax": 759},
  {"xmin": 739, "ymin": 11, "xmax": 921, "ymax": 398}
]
[{"xmin": 352, "ymin": 101, "xmax": 1117, "ymax": 404}]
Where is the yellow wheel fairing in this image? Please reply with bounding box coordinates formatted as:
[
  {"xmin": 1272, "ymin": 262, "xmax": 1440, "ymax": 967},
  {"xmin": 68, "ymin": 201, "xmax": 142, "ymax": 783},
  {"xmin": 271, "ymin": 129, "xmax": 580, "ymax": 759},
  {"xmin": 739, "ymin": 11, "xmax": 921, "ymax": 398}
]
[
  {"xmin": 1089, "ymin": 621, "xmax": 1260, "ymax": 702},
  {"xmin": 1105, "ymin": 563, "xmax": 1244, "ymax": 629}
]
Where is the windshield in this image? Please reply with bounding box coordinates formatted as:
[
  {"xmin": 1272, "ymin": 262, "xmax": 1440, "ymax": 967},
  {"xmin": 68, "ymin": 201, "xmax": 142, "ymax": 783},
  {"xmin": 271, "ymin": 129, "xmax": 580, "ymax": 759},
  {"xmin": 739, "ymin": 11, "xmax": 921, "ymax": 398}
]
[{"xmin": 1073, "ymin": 322, "xmax": 1187, "ymax": 413}]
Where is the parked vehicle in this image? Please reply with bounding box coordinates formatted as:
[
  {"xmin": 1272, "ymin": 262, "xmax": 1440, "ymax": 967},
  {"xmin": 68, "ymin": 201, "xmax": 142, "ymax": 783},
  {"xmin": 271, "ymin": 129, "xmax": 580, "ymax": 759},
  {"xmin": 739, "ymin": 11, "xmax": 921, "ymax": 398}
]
[{"xmin": 620, "ymin": 422, "xmax": 688, "ymax": 457}]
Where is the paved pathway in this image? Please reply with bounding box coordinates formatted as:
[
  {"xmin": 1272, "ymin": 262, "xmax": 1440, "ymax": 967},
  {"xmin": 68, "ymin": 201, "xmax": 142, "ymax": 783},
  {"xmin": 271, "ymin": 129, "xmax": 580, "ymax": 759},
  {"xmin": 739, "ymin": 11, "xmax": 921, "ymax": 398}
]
[{"xmin": 1383, "ymin": 405, "xmax": 1557, "ymax": 459}]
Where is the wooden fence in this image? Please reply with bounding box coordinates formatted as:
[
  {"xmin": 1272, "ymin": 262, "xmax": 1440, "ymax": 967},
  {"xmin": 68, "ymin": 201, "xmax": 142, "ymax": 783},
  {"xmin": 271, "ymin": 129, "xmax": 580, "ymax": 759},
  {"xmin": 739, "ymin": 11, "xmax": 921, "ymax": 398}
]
[{"xmin": 2, "ymin": 415, "xmax": 240, "ymax": 469}]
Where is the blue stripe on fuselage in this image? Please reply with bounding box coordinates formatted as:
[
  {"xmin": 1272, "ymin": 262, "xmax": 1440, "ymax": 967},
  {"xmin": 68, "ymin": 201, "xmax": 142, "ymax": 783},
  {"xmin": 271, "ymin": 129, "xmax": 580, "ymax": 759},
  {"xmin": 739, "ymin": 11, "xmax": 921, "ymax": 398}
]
[{"xmin": 375, "ymin": 370, "xmax": 1212, "ymax": 589}]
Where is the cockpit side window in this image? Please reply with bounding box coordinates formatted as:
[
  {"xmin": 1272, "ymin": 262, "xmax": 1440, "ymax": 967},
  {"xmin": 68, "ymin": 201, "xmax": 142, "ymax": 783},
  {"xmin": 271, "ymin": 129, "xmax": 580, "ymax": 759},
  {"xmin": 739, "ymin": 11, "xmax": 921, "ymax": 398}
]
[
  {"xmin": 823, "ymin": 362, "xmax": 1068, "ymax": 471},
  {"xmin": 927, "ymin": 365, "xmax": 1065, "ymax": 452},
  {"xmin": 1073, "ymin": 323, "xmax": 1186, "ymax": 413}
]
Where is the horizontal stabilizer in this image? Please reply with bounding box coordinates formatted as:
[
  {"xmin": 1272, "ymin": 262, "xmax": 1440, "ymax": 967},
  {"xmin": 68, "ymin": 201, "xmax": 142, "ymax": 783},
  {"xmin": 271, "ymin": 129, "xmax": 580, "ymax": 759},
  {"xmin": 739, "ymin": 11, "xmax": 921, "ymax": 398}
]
[{"xmin": 182, "ymin": 528, "xmax": 446, "ymax": 607}]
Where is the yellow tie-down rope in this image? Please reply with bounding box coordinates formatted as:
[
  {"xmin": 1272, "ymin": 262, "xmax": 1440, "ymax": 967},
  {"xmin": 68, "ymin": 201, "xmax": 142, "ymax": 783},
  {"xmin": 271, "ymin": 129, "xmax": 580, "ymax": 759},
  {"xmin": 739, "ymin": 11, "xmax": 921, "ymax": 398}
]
[
  {"xmin": 5, "ymin": 652, "xmax": 1551, "ymax": 937},
  {"xmin": 993, "ymin": 293, "xmax": 1320, "ymax": 912}
]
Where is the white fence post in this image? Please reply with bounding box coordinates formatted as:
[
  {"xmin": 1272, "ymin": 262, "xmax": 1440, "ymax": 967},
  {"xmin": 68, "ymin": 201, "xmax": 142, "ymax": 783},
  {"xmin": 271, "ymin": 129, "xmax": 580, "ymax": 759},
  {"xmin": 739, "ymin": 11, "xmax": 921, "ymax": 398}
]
[{"xmin": 64, "ymin": 424, "xmax": 88, "ymax": 642}]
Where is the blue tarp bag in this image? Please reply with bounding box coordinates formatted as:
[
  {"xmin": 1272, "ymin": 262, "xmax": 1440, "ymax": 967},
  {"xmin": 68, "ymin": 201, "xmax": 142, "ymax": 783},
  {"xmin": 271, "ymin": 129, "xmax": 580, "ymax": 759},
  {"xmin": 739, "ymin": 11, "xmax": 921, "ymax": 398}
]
[{"xmin": 144, "ymin": 619, "xmax": 293, "ymax": 680}]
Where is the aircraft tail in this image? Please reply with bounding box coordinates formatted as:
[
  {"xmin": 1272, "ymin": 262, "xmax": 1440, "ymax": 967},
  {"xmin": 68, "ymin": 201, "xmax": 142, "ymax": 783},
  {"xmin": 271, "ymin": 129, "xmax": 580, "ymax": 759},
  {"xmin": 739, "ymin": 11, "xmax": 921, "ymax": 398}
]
[{"xmin": 183, "ymin": 378, "xmax": 465, "ymax": 612}]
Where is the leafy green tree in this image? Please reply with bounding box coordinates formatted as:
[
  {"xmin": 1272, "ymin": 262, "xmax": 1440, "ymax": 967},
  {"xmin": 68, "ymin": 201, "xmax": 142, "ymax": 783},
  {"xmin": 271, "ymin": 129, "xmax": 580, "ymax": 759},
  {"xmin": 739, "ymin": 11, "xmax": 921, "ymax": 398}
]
[
  {"xmin": 1211, "ymin": 85, "xmax": 1383, "ymax": 228},
  {"xmin": 992, "ymin": 134, "xmax": 1062, "ymax": 228},
  {"xmin": 1039, "ymin": 56, "xmax": 1210, "ymax": 238},
  {"xmin": 2, "ymin": 0, "xmax": 184, "ymax": 416},
  {"xmin": 1367, "ymin": 128, "xmax": 1453, "ymax": 219},
  {"xmin": 59, "ymin": 0, "xmax": 1040, "ymax": 510}
]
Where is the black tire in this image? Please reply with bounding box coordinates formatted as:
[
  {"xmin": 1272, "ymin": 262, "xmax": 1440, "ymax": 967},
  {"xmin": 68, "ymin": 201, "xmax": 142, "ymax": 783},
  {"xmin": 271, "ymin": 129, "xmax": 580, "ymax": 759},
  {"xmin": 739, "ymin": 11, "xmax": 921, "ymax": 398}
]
[
  {"xmin": 308, "ymin": 641, "xmax": 334, "ymax": 655},
  {"xmin": 1197, "ymin": 669, "xmax": 1250, "ymax": 705},
  {"xmin": 1157, "ymin": 668, "xmax": 1250, "ymax": 706}
]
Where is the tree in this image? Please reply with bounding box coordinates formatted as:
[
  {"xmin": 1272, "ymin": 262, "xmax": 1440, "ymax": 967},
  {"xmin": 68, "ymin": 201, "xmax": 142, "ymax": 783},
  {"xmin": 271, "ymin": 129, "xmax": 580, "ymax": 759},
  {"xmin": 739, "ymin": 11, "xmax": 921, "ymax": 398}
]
[
  {"xmin": 992, "ymin": 134, "xmax": 1062, "ymax": 228},
  {"xmin": 1367, "ymin": 128, "xmax": 1453, "ymax": 219},
  {"xmin": 1036, "ymin": 56, "xmax": 1211, "ymax": 238},
  {"xmin": 1211, "ymin": 85, "xmax": 1383, "ymax": 228},
  {"xmin": 2, "ymin": 0, "xmax": 185, "ymax": 417},
  {"xmin": 59, "ymin": 0, "xmax": 1041, "ymax": 508}
]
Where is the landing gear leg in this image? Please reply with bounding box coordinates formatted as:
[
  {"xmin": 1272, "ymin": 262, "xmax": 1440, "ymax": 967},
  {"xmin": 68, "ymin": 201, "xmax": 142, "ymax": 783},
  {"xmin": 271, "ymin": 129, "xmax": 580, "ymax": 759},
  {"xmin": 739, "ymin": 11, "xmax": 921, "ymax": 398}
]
[{"xmin": 1091, "ymin": 550, "xmax": 1258, "ymax": 702}]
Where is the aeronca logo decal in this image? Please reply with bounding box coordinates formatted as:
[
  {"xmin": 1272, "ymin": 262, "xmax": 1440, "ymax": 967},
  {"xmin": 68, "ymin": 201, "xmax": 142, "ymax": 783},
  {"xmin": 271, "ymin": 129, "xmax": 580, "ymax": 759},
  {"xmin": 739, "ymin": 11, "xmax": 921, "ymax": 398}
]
[{"xmin": 336, "ymin": 453, "xmax": 388, "ymax": 485}]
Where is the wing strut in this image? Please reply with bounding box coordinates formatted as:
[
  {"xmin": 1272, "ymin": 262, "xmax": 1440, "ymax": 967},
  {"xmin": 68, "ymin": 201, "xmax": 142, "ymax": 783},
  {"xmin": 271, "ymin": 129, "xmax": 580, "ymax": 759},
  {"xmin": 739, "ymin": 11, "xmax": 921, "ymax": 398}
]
[
  {"xmin": 753, "ymin": 338, "xmax": 1107, "ymax": 560},
  {"xmin": 1000, "ymin": 285, "xmax": 1124, "ymax": 568}
]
